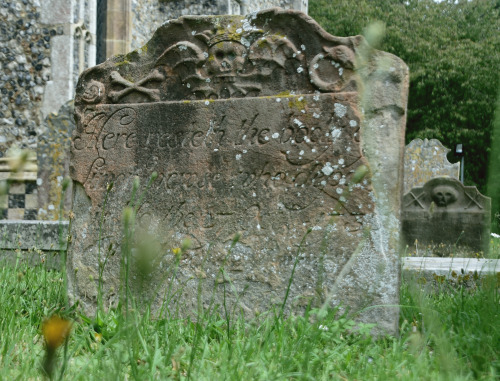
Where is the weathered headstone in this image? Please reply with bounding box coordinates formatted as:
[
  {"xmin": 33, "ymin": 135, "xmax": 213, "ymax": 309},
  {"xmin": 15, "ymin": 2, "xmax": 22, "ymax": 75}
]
[
  {"xmin": 404, "ymin": 138, "xmax": 460, "ymax": 194},
  {"xmin": 37, "ymin": 101, "xmax": 75, "ymax": 220},
  {"xmin": 403, "ymin": 177, "xmax": 491, "ymax": 254},
  {"xmin": 68, "ymin": 9, "xmax": 408, "ymax": 334}
]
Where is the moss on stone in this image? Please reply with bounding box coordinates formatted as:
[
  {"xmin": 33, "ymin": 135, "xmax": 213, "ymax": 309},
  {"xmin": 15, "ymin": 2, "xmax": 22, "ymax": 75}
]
[
  {"xmin": 114, "ymin": 59, "xmax": 131, "ymax": 67},
  {"xmin": 276, "ymin": 90, "xmax": 292, "ymax": 97},
  {"xmin": 288, "ymin": 95, "xmax": 307, "ymax": 110}
]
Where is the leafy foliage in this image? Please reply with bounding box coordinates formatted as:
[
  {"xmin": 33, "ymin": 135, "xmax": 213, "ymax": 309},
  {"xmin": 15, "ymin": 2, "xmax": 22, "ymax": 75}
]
[
  {"xmin": 309, "ymin": 0, "xmax": 500, "ymax": 192},
  {"xmin": 487, "ymin": 87, "xmax": 500, "ymax": 232}
]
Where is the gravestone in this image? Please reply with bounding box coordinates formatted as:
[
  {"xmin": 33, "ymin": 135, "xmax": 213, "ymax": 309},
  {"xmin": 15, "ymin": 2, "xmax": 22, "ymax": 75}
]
[
  {"xmin": 404, "ymin": 138, "xmax": 460, "ymax": 194},
  {"xmin": 403, "ymin": 177, "xmax": 491, "ymax": 254},
  {"xmin": 68, "ymin": 8, "xmax": 408, "ymax": 334},
  {"xmin": 37, "ymin": 101, "xmax": 75, "ymax": 220}
]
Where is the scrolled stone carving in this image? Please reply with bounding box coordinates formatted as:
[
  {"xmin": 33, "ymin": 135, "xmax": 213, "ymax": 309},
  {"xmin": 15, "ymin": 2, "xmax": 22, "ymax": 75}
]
[
  {"xmin": 154, "ymin": 26, "xmax": 303, "ymax": 100},
  {"xmin": 247, "ymin": 34, "xmax": 304, "ymax": 73},
  {"xmin": 81, "ymin": 80, "xmax": 105, "ymax": 104},
  {"xmin": 309, "ymin": 45, "xmax": 355, "ymax": 92},
  {"xmin": 156, "ymin": 41, "xmax": 206, "ymax": 72}
]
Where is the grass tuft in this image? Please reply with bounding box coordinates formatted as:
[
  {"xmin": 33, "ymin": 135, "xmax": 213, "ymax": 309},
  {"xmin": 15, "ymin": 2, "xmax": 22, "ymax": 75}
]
[{"xmin": 0, "ymin": 255, "xmax": 498, "ymax": 380}]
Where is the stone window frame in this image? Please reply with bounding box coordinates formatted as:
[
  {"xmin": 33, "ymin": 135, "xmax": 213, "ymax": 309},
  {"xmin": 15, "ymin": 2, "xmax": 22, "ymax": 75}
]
[{"xmin": 105, "ymin": 0, "xmax": 133, "ymax": 59}]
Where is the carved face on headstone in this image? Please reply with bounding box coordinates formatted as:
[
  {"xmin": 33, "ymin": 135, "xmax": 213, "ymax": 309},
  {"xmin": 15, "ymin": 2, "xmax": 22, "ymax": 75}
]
[
  {"xmin": 431, "ymin": 185, "xmax": 458, "ymax": 207},
  {"xmin": 207, "ymin": 41, "xmax": 246, "ymax": 77}
]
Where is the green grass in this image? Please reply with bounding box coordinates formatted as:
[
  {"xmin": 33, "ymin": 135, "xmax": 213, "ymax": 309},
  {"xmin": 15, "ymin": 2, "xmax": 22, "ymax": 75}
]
[{"xmin": 0, "ymin": 256, "xmax": 499, "ymax": 380}]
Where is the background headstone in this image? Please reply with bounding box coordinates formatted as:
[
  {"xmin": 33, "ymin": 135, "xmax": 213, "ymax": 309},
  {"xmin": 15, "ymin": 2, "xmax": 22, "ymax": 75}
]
[
  {"xmin": 404, "ymin": 138, "xmax": 460, "ymax": 194},
  {"xmin": 68, "ymin": 9, "xmax": 408, "ymax": 334},
  {"xmin": 37, "ymin": 101, "xmax": 75, "ymax": 220},
  {"xmin": 403, "ymin": 177, "xmax": 491, "ymax": 254}
]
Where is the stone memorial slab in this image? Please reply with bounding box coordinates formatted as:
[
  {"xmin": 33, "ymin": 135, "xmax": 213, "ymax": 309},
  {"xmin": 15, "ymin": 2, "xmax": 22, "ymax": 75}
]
[
  {"xmin": 404, "ymin": 138, "xmax": 460, "ymax": 194},
  {"xmin": 37, "ymin": 100, "xmax": 75, "ymax": 220},
  {"xmin": 68, "ymin": 9, "xmax": 408, "ymax": 334},
  {"xmin": 403, "ymin": 177, "xmax": 491, "ymax": 253}
]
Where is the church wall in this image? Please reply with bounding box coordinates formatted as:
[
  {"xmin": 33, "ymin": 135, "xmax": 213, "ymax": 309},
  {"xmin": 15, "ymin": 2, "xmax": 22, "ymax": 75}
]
[{"xmin": 0, "ymin": 0, "xmax": 55, "ymax": 154}]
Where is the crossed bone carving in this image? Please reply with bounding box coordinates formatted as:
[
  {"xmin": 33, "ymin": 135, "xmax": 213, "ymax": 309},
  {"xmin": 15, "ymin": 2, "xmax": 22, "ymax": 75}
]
[
  {"xmin": 405, "ymin": 191, "xmax": 426, "ymax": 209},
  {"xmin": 109, "ymin": 70, "xmax": 164, "ymax": 102},
  {"xmin": 465, "ymin": 189, "xmax": 483, "ymax": 210}
]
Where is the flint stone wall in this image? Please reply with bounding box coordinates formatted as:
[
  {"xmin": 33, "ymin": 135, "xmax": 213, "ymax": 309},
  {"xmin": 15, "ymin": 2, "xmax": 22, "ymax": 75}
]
[
  {"xmin": 0, "ymin": 0, "xmax": 55, "ymax": 155},
  {"xmin": 68, "ymin": 9, "xmax": 408, "ymax": 334},
  {"xmin": 403, "ymin": 177, "xmax": 491, "ymax": 253},
  {"xmin": 1, "ymin": 0, "xmax": 95, "ymax": 221},
  {"xmin": 404, "ymin": 138, "xmax": 460, "ymax": 194}
]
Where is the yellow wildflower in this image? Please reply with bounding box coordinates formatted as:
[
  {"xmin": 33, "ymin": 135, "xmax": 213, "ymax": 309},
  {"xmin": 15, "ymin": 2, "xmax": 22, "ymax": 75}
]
[{"xmin": 42, "ymin": 315, "xmax": 72, "ymax": 350}]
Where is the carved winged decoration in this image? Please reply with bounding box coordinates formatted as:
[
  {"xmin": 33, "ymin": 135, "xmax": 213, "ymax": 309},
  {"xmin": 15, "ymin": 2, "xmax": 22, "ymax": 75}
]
[
  {"xmin": 75, "ymin": 8, "xmax": 360, "ymax": 110},
  {"xmin": 403, "ymin": 177, "xmax": 489, "ymax": 211},
  {"xmin": 155, "ymin": 27, "xmax": 306, "ymax": 99}
]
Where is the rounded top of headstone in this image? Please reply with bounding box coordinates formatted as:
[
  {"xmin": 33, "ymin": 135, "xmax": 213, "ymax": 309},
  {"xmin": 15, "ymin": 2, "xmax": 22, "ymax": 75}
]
[
  {"xmin": 406, "ymin": 138, "xmax": 451, "ymax": 155},
  {"xmin": 74, "ymin": 7, "xmax": 407, "ymax": 120},
  {"xmin": 403, "ymin": 138, "xmax": 460, "ymax": 194}
]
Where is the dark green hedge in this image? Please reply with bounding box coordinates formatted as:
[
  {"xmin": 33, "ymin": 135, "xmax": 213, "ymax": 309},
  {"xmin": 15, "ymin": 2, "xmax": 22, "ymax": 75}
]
[{"xmin": 309, "ymin": 0, "xmax": 500, "ymax": 195}]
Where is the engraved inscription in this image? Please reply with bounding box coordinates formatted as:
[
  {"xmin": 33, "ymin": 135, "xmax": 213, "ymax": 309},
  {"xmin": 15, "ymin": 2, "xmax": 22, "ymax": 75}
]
[
  {"xmin": 73, "ymin": 132, "xmax": 137, "ymax": 151},
  {"xmin": 71, "ymin": 94, "xmax": 371, "ymax": 225}
]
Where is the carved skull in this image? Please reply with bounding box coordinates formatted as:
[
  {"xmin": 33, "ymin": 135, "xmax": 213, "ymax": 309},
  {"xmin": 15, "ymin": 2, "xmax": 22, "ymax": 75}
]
[
  {"xmin": 431, "ymin": 185, "xmax": 458, "ymax": 207},
  {"xmin": 207, "ymin": 41, "xmax": 246, "ymax": 77}
]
